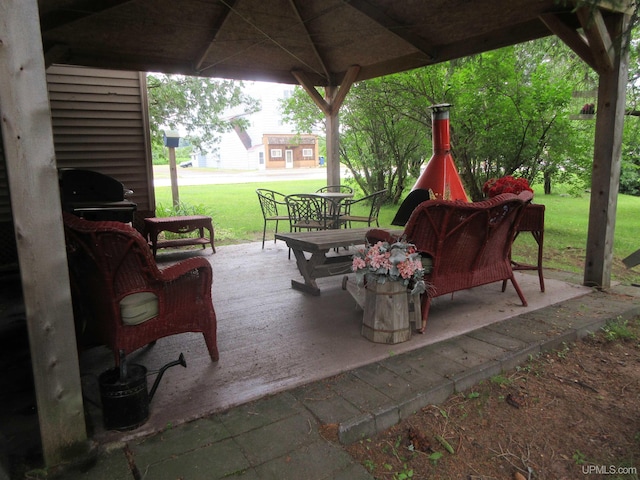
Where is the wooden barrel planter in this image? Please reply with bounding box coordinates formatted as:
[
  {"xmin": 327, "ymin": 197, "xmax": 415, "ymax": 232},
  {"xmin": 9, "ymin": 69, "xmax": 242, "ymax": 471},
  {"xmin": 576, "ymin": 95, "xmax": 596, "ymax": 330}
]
[{"xmin": 362, "ymin": 280, "xmax": 411, "ymax": 344}]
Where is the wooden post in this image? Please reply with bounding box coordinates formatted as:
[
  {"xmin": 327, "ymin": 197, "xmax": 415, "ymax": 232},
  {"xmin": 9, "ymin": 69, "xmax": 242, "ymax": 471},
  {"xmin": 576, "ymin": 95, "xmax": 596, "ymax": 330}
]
[
  {"xmin": 168, "ymin": 146, "xmax": 180, "ymax": 207},
  {"xmin": 0, "ymin": 0, "xmax": 88, "ymax": 466},
  {"xmin": 584, "ymin": 13, "xmax": 630, "ymax": 288},
  {"xmin": 292, "ymin": 66, "xmax": 360, "ymax": 189},
  {"xmin": 325, "ymin": 86, "xmax": 341, "ymax": 188}
]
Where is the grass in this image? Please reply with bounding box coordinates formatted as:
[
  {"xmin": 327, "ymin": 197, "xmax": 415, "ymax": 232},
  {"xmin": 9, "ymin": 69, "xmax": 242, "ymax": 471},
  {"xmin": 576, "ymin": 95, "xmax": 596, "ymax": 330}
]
[{"xmin": 153, "ymin": 179, "xmax": 640, "ymax": 284}]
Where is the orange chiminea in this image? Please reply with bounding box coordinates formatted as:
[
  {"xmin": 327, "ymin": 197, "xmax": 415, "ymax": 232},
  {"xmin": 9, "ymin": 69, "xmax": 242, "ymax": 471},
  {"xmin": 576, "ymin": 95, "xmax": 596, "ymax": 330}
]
[
  {"xmin": 392, "ymin": 104, "xmax": 469, "ymax": 226},
  {"xmin": 413, "ymin": 104, "xmax": 468, "ymax": 199}
]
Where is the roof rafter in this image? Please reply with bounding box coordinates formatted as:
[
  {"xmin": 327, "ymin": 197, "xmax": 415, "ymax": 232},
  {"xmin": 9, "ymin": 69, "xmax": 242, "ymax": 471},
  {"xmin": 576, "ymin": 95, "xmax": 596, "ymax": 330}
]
[
  {"xmin": 198, "ymin": 0, "xmax": 327, "ymax": 79},
  {"xmin": 288, "ymin": 0, "xmax": 332, "ymax": 84},
  {"xmin": 194, "ymin": 0, "xmax": 237, "ymax": 72}
]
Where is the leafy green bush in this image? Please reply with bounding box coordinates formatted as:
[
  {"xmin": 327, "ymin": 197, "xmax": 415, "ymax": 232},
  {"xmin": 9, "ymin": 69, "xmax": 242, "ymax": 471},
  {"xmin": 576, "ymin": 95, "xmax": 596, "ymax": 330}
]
[{"xmin": 155, "ymin": 201, "xmax": 213, "ymax": 218}]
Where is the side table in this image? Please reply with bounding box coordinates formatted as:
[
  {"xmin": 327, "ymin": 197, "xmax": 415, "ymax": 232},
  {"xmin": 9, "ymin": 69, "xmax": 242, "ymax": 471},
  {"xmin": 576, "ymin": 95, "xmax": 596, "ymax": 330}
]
[
  {"xmin": 144, "ymin": 215, "xmax": 216, "ymax": 257},
  {"xmin": 510, "ymin": 203, "xmax": 545, "ymax": 292}
]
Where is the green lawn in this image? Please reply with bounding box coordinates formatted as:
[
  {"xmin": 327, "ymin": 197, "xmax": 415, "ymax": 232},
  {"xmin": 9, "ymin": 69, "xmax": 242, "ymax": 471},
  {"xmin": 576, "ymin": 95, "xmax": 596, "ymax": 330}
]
[{"xmin": 154, "ymin": 181, "xmax": 640, "ymax": 284}]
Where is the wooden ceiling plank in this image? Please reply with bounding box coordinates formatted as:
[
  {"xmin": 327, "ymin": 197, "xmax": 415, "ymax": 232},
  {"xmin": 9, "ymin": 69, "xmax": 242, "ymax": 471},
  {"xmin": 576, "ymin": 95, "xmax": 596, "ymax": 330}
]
[
  {"xmin": 194, "ymin": 0, "xmax": 237, "ymax": 72},
  {"xmin": 576, "ymin": 6, "xmax": 614, "ymax": 72},
  {"xmin": 540, "ymin": 12, "xmax": 598, "ymax": 71},
  {"xmin": 343, "ymin": 0, "xmax": 435, "ymax": 61},
  {"xmin": 44, "ymin": 44, "xmax": 70, "ymax": 68},
  {"xmin": 39, "ymin": 0, "xmax": 134, "ymax": 32},
  {"xmin": 199, "ymin": 0, "xmax": 327, "ymax": 80},
  {"xmin": 288, "ymin": 0, "xmax": 332, "ymax": 84}
]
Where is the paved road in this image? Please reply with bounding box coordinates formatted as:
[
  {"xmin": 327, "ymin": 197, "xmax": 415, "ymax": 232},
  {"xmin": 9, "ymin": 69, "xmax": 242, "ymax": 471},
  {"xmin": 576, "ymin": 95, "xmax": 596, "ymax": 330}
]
[{"xmin": 153, "ymin": 166, "xmax": 348, "ymax": 186}]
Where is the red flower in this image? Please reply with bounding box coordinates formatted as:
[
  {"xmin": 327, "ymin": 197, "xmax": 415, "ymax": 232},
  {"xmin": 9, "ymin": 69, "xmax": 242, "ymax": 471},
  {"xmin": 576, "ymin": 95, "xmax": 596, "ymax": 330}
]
[{"xmin": 483, "ymin": 175, "xmax": 533, "ymax": 198}]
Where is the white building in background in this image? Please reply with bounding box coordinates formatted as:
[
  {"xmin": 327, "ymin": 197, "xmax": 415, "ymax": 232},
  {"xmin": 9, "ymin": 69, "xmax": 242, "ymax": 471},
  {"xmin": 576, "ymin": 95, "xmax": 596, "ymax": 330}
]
[{"xmin": 192, "ymin": 81, "xmax": 319, "ymax": 170}]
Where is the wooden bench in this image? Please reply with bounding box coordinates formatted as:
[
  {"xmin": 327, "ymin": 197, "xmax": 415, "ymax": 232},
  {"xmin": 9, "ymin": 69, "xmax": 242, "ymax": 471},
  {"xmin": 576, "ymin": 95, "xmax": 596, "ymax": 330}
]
[
  {"xmin": 144, "ymin": 215, "xmax": 215, "ymax": 257},
  {"xmin": 275, "ymin": 228, "xmax": 401, "ymax": 295}
]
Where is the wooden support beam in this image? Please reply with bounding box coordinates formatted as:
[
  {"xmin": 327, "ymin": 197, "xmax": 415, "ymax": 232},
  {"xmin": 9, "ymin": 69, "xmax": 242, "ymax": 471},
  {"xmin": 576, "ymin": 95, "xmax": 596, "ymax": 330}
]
[
  {"xmin": 576, "ymin": 6, "xmax": 614, "ymax": 72},
  {"xmin": 540, "ymin": 13, "xmax": 598, "ymax": 71},
  {"xmin": 331, "ymin": 65, "xmax": 360, "ymax": 112},
  {"xmin": 292, "ymin": 65, "xmax": 360, "ymax": 187},
  {"xmin": 325, "ymin": 86, "xmax": 341, "ymax": 187},
  {"xmin": 291, "ymin": 69, "xmax": 331, "ymax": 116},
  {"xmin": 583, "ymin": 12, "xmax": 630, "ymax": 288},
  {"xmin": 0, "ymin": 0, "xmax": 89, "ymax": 467}
]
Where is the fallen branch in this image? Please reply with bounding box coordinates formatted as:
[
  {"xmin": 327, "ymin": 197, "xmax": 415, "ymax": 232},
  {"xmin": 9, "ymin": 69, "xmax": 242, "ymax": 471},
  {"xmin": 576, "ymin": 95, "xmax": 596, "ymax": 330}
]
[{"xmin": 552, "ymin": 374, "xmax": 599, "ymax": 393}]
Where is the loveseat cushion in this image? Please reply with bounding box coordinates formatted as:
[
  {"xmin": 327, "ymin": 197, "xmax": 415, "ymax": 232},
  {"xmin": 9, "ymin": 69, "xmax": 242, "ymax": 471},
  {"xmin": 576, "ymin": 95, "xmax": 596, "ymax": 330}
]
[{"xmin": 120, "ymin": 292, "xmax": 159, "ymax": 325}]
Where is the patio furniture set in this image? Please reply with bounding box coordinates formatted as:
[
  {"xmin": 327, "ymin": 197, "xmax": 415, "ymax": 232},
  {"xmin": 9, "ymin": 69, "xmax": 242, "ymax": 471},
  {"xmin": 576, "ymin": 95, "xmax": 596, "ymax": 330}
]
[
  {"xmin": 273, "ymin": 189, "xmax": 541, "ymax": 341},
  {"xmin": 256, "ymin": 186, "xmax": 388, "ymax": 249},
  {"xmin": 62, "ymin": 184, "xmax": 543, "ymax": 379}
]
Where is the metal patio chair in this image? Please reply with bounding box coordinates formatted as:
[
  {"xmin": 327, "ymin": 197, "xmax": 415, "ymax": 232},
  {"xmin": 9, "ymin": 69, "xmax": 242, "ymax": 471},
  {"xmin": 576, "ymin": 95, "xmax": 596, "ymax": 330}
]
[
  {"xmin": 256, "ymin": 188, "xmax": 290, "ymax": 248},
  {"xmin": 315, "ymin": 185, "xmax": 354, "ymax": 194},
  {"xmin": 339, "ymin": 189, "xmax": 388, "ymax": 228},
  {"xmin": 285, "ymin": 194, "xmax": 342, "ymax": 232}
]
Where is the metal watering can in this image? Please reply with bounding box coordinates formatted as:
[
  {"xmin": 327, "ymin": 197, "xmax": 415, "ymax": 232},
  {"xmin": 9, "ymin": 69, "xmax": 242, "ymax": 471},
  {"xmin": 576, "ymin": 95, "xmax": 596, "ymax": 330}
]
[{"xmin": 99, "ymin": 353, "xmax": 186, "ymax": 431}]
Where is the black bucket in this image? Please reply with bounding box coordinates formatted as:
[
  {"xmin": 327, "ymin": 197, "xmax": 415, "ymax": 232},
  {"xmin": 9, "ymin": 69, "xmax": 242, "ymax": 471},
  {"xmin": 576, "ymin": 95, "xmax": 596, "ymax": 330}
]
[{"xmin": 99, "ymin": 364, "xmax": 150, "ymax": 431}]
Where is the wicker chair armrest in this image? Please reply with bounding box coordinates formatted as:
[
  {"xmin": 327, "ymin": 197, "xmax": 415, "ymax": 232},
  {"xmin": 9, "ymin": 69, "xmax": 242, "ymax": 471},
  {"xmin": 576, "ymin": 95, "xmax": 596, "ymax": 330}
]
[{"xmin": 365, "ymin": 228, "xmax": 400, "ymax": 245}]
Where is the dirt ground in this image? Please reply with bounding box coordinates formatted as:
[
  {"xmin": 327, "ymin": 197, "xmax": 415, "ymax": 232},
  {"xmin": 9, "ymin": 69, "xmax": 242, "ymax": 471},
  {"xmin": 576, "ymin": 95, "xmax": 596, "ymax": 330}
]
[{"xmin": 344, "ymin": 317, "xmax": 640, "ymax": 480}]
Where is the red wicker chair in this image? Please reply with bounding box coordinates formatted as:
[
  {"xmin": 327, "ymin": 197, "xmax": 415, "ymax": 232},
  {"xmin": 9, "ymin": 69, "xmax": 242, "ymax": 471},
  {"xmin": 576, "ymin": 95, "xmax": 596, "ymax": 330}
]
[
  {"xmin": 63, "ymin": 212, "xmax": 219, "ymax": 365},
  {"xmin": 367, "ymin": 191, "xmax": 533, "ymax": 333}
]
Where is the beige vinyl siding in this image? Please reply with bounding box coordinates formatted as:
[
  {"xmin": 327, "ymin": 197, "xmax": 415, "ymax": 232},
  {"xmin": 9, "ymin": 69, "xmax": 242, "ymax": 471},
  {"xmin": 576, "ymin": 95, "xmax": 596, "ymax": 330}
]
[
  {"xmin": 47, "ymin": 65, "xmax": 154, "ymax": 222},
  {"xmin": 0, "ymin": 65, "xmax": 154, "ymax": 268}
]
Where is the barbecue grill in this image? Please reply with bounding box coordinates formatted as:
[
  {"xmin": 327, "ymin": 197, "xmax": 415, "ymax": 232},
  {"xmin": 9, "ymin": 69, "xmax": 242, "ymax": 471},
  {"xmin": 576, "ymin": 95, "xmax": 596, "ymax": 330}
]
[{"xmin": 58, "ymin": 168, "xmax": 137, "ymax": 223}]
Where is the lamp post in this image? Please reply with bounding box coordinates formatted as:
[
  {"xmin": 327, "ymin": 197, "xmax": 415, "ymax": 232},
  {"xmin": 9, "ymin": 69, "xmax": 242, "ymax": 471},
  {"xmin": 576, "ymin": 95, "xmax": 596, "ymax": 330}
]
[{"xmin": 163, "ymin": 130, "xmax": 180, "ymax": 207}]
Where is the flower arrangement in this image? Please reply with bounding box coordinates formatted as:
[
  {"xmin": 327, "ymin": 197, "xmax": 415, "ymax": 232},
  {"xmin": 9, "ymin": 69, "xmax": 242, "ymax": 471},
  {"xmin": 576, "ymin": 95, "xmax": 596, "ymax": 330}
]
[
  {"xmin": 352, "ymin": 240, "xmax": 426, "ymax": 295},
  {"xmin": 482, "ymin": 175, "xmax": 533, "ymax": 198}
]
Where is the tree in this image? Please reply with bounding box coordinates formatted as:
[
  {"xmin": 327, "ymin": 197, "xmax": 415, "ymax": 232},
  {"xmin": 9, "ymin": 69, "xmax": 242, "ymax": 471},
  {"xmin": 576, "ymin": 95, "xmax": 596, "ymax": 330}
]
[
  {"xmin": 619, "ymin": 22, "xmax": 640, "ymax": 195},
  {"xmin": 146, "ymin": 74, "xmax": 260, "ymax": 163},
  {"xmin": 281, "ymin": 75, "xmax": 430, "ymax": 202},
  {"xmin": 282, "ymin": 34, "xmax": 639, "ymax": 201}
]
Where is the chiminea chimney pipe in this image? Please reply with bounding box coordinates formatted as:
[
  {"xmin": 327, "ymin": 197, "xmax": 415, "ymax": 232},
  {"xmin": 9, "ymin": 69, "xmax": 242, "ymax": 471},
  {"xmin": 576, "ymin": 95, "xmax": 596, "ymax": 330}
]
[
  {"xmin": 412, "ymin": 104, "xmax": 467, "ymax": 199},
  {"xmin": 392, "ymin": 104, "xmax": 468, "ymax": 226}
]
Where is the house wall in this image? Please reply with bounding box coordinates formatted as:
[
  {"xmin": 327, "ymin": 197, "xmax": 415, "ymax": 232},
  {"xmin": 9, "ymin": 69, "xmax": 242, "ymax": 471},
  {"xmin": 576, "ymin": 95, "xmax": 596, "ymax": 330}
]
[
  {"xmin": 199, "ymin": 82, "xmax": 317, "ymax": 170},
  {"xmin": 0, "ymin": 65, "xmax": 154, "ymax": 270},
  {"xmin": 263, "ymin": 134, "xmax": 318, "ymax": 169},
  {"xmin": 47, "ymin": 65, "xmax": 154, "ymax": 228}
]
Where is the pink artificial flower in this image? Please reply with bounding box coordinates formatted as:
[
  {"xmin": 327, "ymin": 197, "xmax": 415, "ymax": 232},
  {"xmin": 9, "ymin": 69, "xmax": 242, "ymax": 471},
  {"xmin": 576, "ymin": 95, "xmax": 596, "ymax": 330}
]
[
  {"xmin": 352, "ymin": 256, "xmax": 366, "ymax": 271},
  {"xmin": 397, "ymin": 260, "xmax": 415, "ymax": 279}
]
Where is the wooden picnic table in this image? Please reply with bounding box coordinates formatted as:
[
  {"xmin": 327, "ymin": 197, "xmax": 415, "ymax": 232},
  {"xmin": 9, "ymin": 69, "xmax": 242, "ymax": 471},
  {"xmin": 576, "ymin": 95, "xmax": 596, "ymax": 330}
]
[{"xmin": 275, "ymin": 227, "xmax": 401, "ymax": 295}]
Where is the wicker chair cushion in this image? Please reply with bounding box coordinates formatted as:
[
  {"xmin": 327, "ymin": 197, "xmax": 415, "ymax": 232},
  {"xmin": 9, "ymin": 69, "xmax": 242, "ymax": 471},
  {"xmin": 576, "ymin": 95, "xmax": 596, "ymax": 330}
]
[{"xmin": 120, "ymin": 292, "xmax": 158, "ymax": 325}]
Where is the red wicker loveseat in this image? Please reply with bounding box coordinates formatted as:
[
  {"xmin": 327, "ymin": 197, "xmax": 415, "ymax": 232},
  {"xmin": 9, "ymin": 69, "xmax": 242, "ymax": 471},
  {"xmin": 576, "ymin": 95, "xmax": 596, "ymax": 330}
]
[
  {"xmin": 367, "ymin": 191, "xmax": 533, "ymax": 333},
  {"xmin": 63, "ymin": 212, "xmax": 219, "ymax": 365}
]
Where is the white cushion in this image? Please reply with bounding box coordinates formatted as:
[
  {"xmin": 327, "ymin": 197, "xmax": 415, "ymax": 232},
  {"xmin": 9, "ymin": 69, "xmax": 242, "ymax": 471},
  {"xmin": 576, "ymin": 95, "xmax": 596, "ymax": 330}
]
[{"xmin": 120, "ymin": 292, "xmax": 159, "ymax": 325}]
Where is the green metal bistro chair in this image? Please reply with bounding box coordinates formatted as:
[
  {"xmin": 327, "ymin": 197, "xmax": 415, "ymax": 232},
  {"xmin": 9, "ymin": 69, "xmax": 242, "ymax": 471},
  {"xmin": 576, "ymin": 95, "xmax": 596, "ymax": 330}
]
[
  {"xmin": 340, "ymin": 189, "xmax": 388, "ymax": 228},
  {"xmin": 256, "ymin": 188, "xmax": 290, "ymax": 248},
  {"xmin": 285, "ymin": 194, "xmax": 342, "ymax": 232},
  {"xmin": 315, "ymin": 185, "xmax": 354, "ymax": 194}
]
